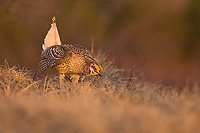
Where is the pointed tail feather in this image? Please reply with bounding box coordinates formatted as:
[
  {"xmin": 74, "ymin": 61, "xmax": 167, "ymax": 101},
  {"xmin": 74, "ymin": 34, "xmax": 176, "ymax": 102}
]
[{"xmin": 43, "ymin": 17, "xmax": 61, "ymax": 50}]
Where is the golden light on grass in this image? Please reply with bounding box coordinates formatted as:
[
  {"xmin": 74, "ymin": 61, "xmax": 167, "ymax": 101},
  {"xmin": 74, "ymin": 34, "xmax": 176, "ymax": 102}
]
[{"xmin": 0, "ymin": 53, "xmax": 200, "ymax": 133}]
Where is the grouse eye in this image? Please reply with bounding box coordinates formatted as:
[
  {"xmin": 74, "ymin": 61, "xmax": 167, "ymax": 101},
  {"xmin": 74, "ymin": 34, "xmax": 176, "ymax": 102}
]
[
  {"xmin": 93, "ymin": 66, "xmax": 97, "ymax": 70},
  {"xmin": 94, "ymin": 65, "xmax": 100, "ymax": 72}
]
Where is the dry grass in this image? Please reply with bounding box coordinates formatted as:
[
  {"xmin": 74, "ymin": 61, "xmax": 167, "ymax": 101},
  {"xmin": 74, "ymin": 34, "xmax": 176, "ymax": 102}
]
[{"xmin": 0, "ymin": 53, "xmax": 200, "ymax": 133}]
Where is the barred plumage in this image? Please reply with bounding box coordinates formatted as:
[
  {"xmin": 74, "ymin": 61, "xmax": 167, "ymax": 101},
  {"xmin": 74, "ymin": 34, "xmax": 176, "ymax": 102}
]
[
  {"xmin": 33, "ymin": 44, "xmax": 103, "ymax": 84},
  {"xmin": 33, "ymin": 16, "xmax": 102, "ymax": 85}
]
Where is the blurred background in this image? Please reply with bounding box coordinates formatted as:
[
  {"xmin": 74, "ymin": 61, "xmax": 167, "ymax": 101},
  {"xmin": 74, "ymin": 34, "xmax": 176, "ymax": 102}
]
[{"xmin": 0, "ymin": 0, "xmax": 200, "ymax": 84}]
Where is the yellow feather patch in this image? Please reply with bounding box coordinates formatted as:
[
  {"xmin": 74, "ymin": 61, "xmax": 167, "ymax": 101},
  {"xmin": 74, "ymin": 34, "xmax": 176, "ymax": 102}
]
[
  {"xmin": 95, "ymin": 65, "xmax": 100, "ymax": 72},
  {"xmin": 95, "ymin": 65, "xmax": 103, "ymax": 72},
  {"xmin": 100, "ymin": 65, "xmax": 103, "ymax": 71}
]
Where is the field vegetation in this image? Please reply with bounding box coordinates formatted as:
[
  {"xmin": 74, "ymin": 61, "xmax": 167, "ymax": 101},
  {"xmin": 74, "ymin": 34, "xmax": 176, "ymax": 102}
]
[
  {"xmin": 1, "ymin": 1, "xmax": 200, "ymax": 132},
  {"xmin": 0, "ymin": 53, "xmax": 200, "ymax": 133}
]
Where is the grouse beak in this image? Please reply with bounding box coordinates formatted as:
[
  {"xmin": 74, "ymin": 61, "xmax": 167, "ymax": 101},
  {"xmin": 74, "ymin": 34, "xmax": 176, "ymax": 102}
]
[{"xmin": 98, "ymin": 72, "xmax": 102, "ymax": 76}]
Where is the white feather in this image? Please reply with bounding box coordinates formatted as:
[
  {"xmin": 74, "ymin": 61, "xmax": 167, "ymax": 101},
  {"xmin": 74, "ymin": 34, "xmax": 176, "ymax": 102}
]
[
  {"xmin": 42, "ymin": 44, "xmax": 46, "ymax": 50},
  {"xmin": 43, "ymin": 17, "xmax": 61, "ymax": 50}
]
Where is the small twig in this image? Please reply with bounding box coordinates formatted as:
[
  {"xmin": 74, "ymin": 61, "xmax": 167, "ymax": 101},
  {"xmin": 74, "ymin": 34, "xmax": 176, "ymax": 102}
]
[
  {"xmin": 91, "ymin": 36, "xmax": 94, "ymax": 54},
  {"xmin": 126, "ymin": 66, "xmax": 135, "ymax": 90},
  {"xmin": 43, "ymin": 76, "xmax": 48, "ymax": 90}
]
